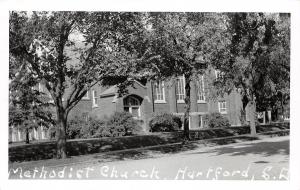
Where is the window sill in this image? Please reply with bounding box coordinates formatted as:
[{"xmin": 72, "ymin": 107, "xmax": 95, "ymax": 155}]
[
  {"xmin": 197, "ymin": 100, "xmax": 206, "ymax": 104},
  {"xmin": 219, "ymin": 111, "xmax": 227, "ymax": 114},
  {"xmin": 92, "ymin": 105, "xmax": 99, "ymax": 108},
  {"xmin": 177, "ymin": 100, "xmax": 185, "ymax": 104},
  {"xmin": 154, "ymin": 100, "xmax": 167, "ymax": 104}
]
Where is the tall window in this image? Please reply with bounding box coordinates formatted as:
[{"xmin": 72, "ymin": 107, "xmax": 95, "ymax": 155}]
[
  {"xmin": 41, "ymin": 125, "xmax": 46, "ymax": 140},
  {"xmin": 199, "ymin": 115, "xmax": 204, "ymax": 128},
  {"xmin": 92, "ymin": 90, "xmax": 98, "ymax": 107},
  {"xmin": 215, "ymin": 69, "xmax": 224, "ymax": 80},
  {"xmin": 82, "ymin": 112, "xmax": 89, "ymax": 122},
  {"xmin": 197, "ymin": 75, "xmax": 205, "ymax": 102},
  {"xmin": 218, "ymin": 100, "xmax": 227, "ymax": 114},
  {"xmin": 154, "ymin": 81, "xmax": 165, "ymax": 103},
  {"xmin": 176, "ymin": 75, "xmax": 185, "ymax": 103},
  {"xmin": 82, "ymin": 91, "xmax": 89, "ymax": 99},
  {"xmin": 215, "ymin": 70, "xmax": 221, "ymax": 79},
  {"xmin": 38, "ymin": 83, "xmax": 45, "ymax": 93}
]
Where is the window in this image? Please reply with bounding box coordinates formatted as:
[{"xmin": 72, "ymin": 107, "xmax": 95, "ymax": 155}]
[
  {"xmin": 218, "ymin": 100, "xmax": 227, "ymax": 114},
  {"xmin": 41, "ymin": 125, "xmax": 46, "ymax": 140},
  {"xmin": 17, "ymin": 128, "xmax": 22, "ymax": 141},
  {"xmin": 197, "ymin": 75, "xmax": 205, "ymax": 102},
  {"xmin": 82, "ymin": 91, "xmax": 89, "ymax": 100},
  {"xmin": 153, "ymin": 81, "xmax": 165, "ymax": 103},
  {"xmin": 92, "ymin": 90, "xmax": 98, "ymax": 107},
  {"xmin": 33, "ymin": 127, "xmax": 38, "ymax": 140},
  {"xmin": 215, "ymin": 70, "xmax": 221, "ymax": 79},
  {"xmin": 124, "ymin": 96, "xmax": 141, "ymax": 118},
  {"xmin": 199, "ymin": 115, "xmax": 204, "ymax": 128},
  {"xmin": 82, "ymin": 113, "xmax": 89, "ymax": 122},
  {"xmin": 215, "ymin": 69, "xmax": 225, "ymax": 80},
  {"xmin": 176, "ymin": 75, "xmax": 185, "ymax": 103},
  {"xmin": 38, "ymin": 83, "xmax": 45, "ymax": 93}
]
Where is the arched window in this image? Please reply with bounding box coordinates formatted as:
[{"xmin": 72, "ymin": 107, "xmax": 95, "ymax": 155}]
[{"xmin": 124, "ymin": 96, "xmax": 141, "ymax": 118}]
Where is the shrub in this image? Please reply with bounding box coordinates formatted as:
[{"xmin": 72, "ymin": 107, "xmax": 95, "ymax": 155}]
[
  {"xmin": 106, "ymin": 112, "xmax": 142, "ymax": 136},
  {"xmin": 204, "ymin": 112, "xmax": 230, "ymax": 128},
  {"xmin": 67, "ymin": 112, "xmax": 142, "ymax": 139},
  {"xmin": 67, "ymin": 116, "xmax": 87, "ymax": 139},
  {"xmin": 81, "ymin": 118, "xmax": 106, "ymax": 138},
  {"xmin": 48, "ymin": 126, "xmax": 56, "ymax": 140},
  {"xmin": 149, "ymin": 113, "xmax": 182, "ymax": 132}
]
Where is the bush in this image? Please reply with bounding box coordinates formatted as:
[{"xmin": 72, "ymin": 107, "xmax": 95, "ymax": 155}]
[
  {"xmin": 48, "ymin": 126, "xmax": 56, "ymax": 140},
  {"xmin": 106, "ymin": 112, "xmax": 142, "ymax": 136},
  {"xmin": 81, "ymin": 118, "xmax": 106, "ymax": 138},
  {"xmin": 204, "ymin": 112, "xmax": 230, "ymax": 128},
  {"xmin": 67, "ymin": 116, "xmax": 88, "ymax": 139},
  {"xmin": 67, "ymin": 112, "xmax": 143, "ymax": 139},
  {"xmin": 149, "ymin": 113, "xmax": 182, "ymax": 132}
]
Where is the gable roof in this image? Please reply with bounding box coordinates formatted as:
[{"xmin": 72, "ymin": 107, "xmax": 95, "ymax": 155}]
[
  {"xmin": 100, "ymin": 85, "xmax": 117, "ymax": 97},
  {"xmin": 99, "ymin": 80, "xmax": 147, "ymax": 98}
]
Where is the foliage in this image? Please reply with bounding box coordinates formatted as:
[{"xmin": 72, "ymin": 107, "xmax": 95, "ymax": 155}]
[
  {"xmin": 106, "ymin": 112, "xmax": 142, "ymax": 135},
  {"xmin": 204, "ymin": 112, "xmax": 230, "ymax": 128},
  {"xmin": 149, "ymin": 113, "xmax": 182, "ymax": 132},
  {"xmin": 67, "ymin": 116, "xmax": 106, "ymax": 139},
  {"xmin": 67, "ymin": 116, "xmax": 87, "ymax": 139},
  {"xmin": 208, "ymin": 13, "xmax": 290, "ymax": 135},
  {"xmin": 93, "ymin": 112, "xmax": 142, "ymax": 137},
  {"xmin": 67, "ymin": 112, "xmax": 142, "ymax": 139},
  {"xmin": 9, "ymin": 11, "xmax": 146, "ymax": 158},
  {"xmin": 9, "ymin": 55, "xmax": 55, "ymax": 143},
  {"xmin": 124, "ymin": 13, "xmax": 227, "ymax": 139}
]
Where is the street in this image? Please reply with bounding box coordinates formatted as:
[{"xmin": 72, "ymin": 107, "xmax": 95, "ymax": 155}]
[{"xmin": 8, "ymin": 136, "xmax": 289, "ymax": 180}]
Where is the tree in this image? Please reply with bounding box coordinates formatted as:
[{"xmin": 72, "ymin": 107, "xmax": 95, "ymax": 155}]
[
  {"xmin": 9, "ymin": 11, "xmax": 143, "ymax": 158},
  {"xmin": 134, "ymin": 13, "xmax": 226, "ymax": 140},
  {"xmin": 9, "ymin": 54, "xmax": 55, "ymax": 143},
  {"xmin": 210, "ymin": 13, "xmax": 290, "ymax": 135}
]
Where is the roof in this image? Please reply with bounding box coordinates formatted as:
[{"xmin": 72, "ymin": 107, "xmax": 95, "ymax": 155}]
[
  {"xmin": 100, "ymin": 85, "xmax": 117, "ymax": 97},
  {"xmin": 99, "ymin": 80, "xmax": 147, "ymax": 98}
]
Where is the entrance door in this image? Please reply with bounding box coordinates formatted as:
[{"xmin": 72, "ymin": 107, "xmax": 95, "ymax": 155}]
[{"xmin": 124, "ymin": 96, "xmax": 141, "ymax": 118}]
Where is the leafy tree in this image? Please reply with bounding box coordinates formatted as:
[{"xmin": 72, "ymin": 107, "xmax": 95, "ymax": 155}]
[
  {"xmin": 132, "ymin": 13, "xmax": 226, "ymax": 140},
  {"xmin": 210, "ymin": 13, "xmax": 290, "ymax": 135},
  {"xmin": 9, "ymin": 57, "xmax": 55, "ymax": 143},
  {"xmin": 9, "ymin": 11, "xmax": 143, "ymax": 158}
]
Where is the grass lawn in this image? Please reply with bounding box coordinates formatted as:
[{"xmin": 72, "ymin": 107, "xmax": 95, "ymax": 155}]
[{"xmin": 9, "ymin": 122, "xmax": 289, "ymax": 163}]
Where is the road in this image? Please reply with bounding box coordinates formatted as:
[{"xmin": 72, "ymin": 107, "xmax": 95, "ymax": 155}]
[{"xmin": 8, "ymin": 136, "xmax": 289, "ymax": 180}]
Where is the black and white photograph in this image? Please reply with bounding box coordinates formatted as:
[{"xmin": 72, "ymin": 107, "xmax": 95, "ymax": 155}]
[{"xmin": 1, "ymin": 0, "xmax": 300, "ymax": 189}]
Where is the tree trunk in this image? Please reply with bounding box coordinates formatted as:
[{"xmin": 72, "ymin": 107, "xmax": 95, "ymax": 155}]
[
  {"xmin": 56, "ymin": 109, "xmax": 68, "ymax": 159},
  {"xmin": 183, "ymin": 75, "xmax": 191, "ymax": 141},
  {"xmin": 281, "ymin": 96, "xmax": 285, "ymax": 120},
  {"xmin": 241, "ymin": 95, "xmax": 249, "ymax": 125},
  {"xmin": 248, "ymin": 99, "xmax": 257, "ymax": 136},
  {"xmin": 25, "ymin": 128, "xmax": 30, "ymax": 144}
]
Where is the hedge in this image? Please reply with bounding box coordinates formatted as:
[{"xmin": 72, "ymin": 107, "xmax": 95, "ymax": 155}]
[
  {"xmin": 67, "ymin": 112, "xmax": 142, "ymax": 139},
  {"xmin": 9, "ymin": 122, "xmax": 289, "ymax": 163}
]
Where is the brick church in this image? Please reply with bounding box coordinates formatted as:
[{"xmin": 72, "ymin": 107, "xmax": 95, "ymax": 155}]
[{"xmin": 9, "ymin": 67, "xmax": 246, "ymax": 142}]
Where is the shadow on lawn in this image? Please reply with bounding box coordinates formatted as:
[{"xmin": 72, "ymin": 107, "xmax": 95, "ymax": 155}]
[
  {"xmin": 91, "ymin": 136, "xmax": 261, "ymax": 162},
  {"xmin": 9, "ymin": 133, "xmax": 183, "ymax": 163},
  {"xmin": 92, "ymin": 143, "xmax": 201, "ymax": 162},
  {"xmin": 186, "ymin": 139, "xmax": 289, "ymax": 157}
]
